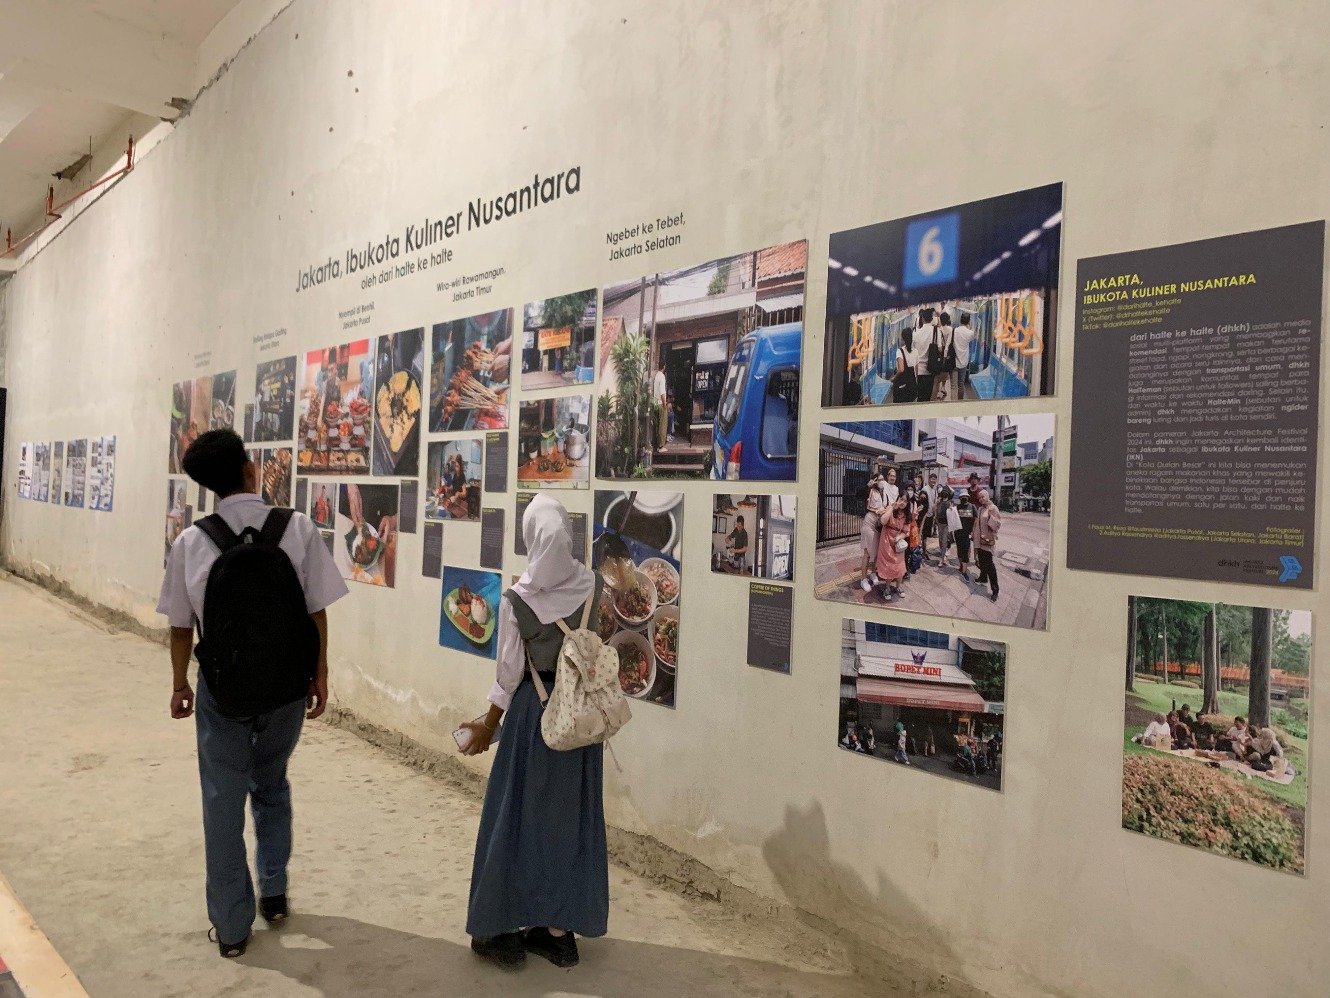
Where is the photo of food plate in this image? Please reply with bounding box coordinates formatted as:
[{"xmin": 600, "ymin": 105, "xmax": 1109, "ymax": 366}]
[
  {"xmin": 333, "ymin": 483, "xmax": 399, "ymax": 588},
  {"xmin": 373, "ymin": 328, "xmax": 424, "ymax": 476},
  {"xmin": 298, "ymin": 340, "xmax": 372, "ymax": 476},
  {"xmin": 439, "ymin": 566, "xmax": 502, "ymax": 659},
  {"xmin": 592, "ymin": 490, "xmax": 684, "ymax": 708}
]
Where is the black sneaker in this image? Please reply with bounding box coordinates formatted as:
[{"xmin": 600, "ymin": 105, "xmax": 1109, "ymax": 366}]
[
  {"xmin": 260, "ymin": 894, "xmax": 289, "ymax": 925},
  {"xmin": 523, "ymin": 927, "xmax": 579, "ymax": 968},
  {"xmin": 208, "ymin": 927, "xmax": 249, "ymax": 959},
  {"xmin": 471, "ymin": 933, "xmax": 526, "ymax": 969}
]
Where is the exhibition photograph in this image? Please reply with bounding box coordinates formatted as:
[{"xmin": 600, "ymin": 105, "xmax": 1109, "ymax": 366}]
[{"xmin": 0, "ymin": 3, "xmax": 1325, "ymax": 997}]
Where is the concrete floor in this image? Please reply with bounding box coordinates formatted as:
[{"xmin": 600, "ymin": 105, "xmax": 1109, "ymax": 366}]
[{"xmin": 0, "ymin": 574, "xmax": 883, "ymax": 997}]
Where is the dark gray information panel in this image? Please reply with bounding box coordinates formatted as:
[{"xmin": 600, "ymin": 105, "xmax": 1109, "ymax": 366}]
[
  {"xmin": 422, "ymin": 522, "xmax": 444, "ymax": 579},
  {"xmin": 399, "ymin": 480, "xmax": 419, "ymax": 534},
  {"xmin": 514, "ymin": 492, "xmax": 534, "ymax": 556},
  {"xmin": 569, "ymin": 512, "xmax": 588, "ymax": 565},
  {"xmin": 480, "ymin": 507, "xmax": 505, "ymax": 570},
  {"xmin": 294, "ymin": 477, "xmax": 308, "ymax": 515},
  {"xmin": 485, "ymin": 432, "xmax": 509, "ymax": 494},
  {"xmin": 747, "ymin": 583, "xmax": 793, "ymax": 673},
  {"xmin": 1068, "ymin": 222, "xmax": 1324, "ymax": 588}
]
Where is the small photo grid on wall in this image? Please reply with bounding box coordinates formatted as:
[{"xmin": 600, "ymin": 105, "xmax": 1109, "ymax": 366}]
[
  {"xmin": 592, "ymin": 490, "xmax": 682, "ymax": 708},
  {"xmin": 425, "ymin": 438, "xmax": 482, "ymax": 522},
  {"xmin": 1123, "ymin": 596, "xmax": 1310, "ymax": 875},
  {"xmin": 838, "ymin": 617, "xmax": 1007, "ymax": 791},
  {"xmin": 712, "ymin": 494, "xmax": 797, "ymax": 581},
  {"xmin": 520, "ymin": 288, "xmax": 598, "ymax": 391}
]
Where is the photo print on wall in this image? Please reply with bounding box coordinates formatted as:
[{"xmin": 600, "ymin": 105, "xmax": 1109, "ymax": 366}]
[
  {"xmin": 597, "ymin": 241, "xmax": 807, "ymax": 481},
  {"xmin": 309, "ymin": 481, "xmax": 336, "ymax": 530},
  {"xmin": 520, "ymin": 288, "xmax": 598, "ymax": 391},
  {"xmin": 165, "ymin": 479, "xmax": 191, "ymax": 566},
  {"xmin": 823, "ymin": 183, "xmax": 1063, "ymax": 407},
  {"xmin": 838, "ymin": 618, "xmax": 1007, "ymax": 791},
  {"xmin": 170, "ymin": 371, "xmax": 237, "ymax": 472},
  {"xmin": 516, "ymin": 395, "xmax": 591, "ymax": 490},
  {"xmin": 65, "ymin": 439, "xmax": 87, "ymax": 508},
  {"xmin": 334, "ymin": 482, "xmax": 399, "ymax": 587},
  {"xmin": 252, "ymin": 355, "xmax": 298, "ymax": 442},
  {"xmin": 592, "ymin": 490, "xmax": 683, "ymax": 708},
  {"xmin": 260, "ymin": 447, "xmax": 294, "ymax": 508},
  {"xmin": 815, "ymin": 413, "xmax": 1053, "ymax": 630},
  {"xmin": 426, "ymin": 438, "xmax": 482, "ymax": 522},
  {"xmin": 439, "ymin": 565, "xmax": 501, "ymax": 659},
  {"xmin": 1122, "ymin": 596, "xmax": 1310, "ymax": 874},
  {"xmin": 50, "ymin": 441, "xmax": 64, "ymax": 504},
  {"xmin": 298, "ymin": 340, "xmax": 372, "ymax": 475},
  {"xmin": 712, "ymin": 494, "xmax": 797, "ymax": 581},
  {"xmin": 429, "ymin": 309, "xmax": 513, "ymax": 432},
  {"xmin": 372, "ymin": 327, "xmax": 425, "ymax": 476}
]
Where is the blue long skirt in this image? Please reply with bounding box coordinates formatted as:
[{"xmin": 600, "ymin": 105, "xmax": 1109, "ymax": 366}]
[{"xmin": 466, "ymin": 679, "xmax": 609, "ymax": 938}]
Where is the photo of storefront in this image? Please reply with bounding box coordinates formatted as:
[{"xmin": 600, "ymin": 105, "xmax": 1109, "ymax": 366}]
[
  {"xmin": 838, "ymin": 618, "xmax": 1007, "ymax": 790},
  {"xmin": 598, "ymin": 241, "xmax": 806, "ymax": 479},
  {"xmin": 520, "ymin": 288, "xmax": 597, "ymax": 390}
]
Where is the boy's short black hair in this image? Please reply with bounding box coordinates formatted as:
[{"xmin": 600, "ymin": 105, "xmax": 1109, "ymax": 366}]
[{"xmin": 182, "ymin": 429, "xmax": 248, "ymax": 497}]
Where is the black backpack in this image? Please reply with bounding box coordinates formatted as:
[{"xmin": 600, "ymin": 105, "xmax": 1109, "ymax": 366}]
[{"xmin": 195, "ymin": 508, "xmax": 318, "ymax": 717}]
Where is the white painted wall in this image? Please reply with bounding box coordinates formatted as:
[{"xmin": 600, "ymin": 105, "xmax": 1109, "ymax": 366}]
[{"xmin": 3, "ymin": 2, "xmax": 1329, "ymax": 994}]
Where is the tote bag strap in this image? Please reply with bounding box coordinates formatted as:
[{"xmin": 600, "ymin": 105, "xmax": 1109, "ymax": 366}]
[{"xmin": 526, "ymin": 646, "xmax": 550, "ymax": 705}]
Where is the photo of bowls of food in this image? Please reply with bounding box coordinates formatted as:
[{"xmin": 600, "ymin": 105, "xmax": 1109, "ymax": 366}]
[
  {"xmin": 372, "ymin": 328, "xmax": 425, "ymax": 476},
  {"xmin": 439, "ymin": 566, "xmax": 502, "ymax": 659},
  {"xmin": 608, "ymin": 629, "xmax": 655, "ymax": 700},
  {"xmin": 298, "ymin": 340, "xmax": 372, "ymax": 476},
  {"xmin": 593, "ymin": 490, "xmax": 684, "ymax": 708}
]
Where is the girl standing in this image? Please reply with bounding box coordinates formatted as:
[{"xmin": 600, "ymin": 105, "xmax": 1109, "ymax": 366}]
[{"xmin": 459, "ymin": 495, "xmax": 608, "ymax": 970}]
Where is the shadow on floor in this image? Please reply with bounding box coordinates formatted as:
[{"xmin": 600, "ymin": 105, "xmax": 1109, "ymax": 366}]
[{"xmin": 240, "ymin": 913, "xmax": 869, "ymax": 998}]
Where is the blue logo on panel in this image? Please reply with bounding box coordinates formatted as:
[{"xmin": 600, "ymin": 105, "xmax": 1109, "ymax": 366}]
[
  {"xmin": 903, "ymin": 212, "xmax": 960, "ymax": 290},
  {"xmin": 1278, "ymin": 555, "xmax": 1302, "ymax": 583}
]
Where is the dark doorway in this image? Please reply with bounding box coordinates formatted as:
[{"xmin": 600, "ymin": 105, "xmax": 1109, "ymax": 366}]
[{"xmin": 664, "ymin": 343, "xmax": 692, "ymax": 444}]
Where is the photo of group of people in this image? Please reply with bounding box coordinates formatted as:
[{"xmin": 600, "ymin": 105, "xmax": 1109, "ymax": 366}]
[
  {"xmin": 838, "ymin": 618, "xmax": 1007, "ymax": 790},
  {"xmin": 592, "ymin": 490, "xmax": 684, "ymax": 708},
  {"xmin": 426, "ymin": 439, "xmax": 482, "ymax": 522},
  {"xmin": 332, "ymin": 482, "xmax": 399, "ymax": 588},
  {"xmin": 170, "ymin": 371, "xmax": 235, "ymax": 473},
  {"xmin": 520, "ymin": 288, "xmax": 598, "ymax": 390},
  {"xmin": 711, "ymin": 494, "xmax": 797, "ymax": 581},
  {"xmin": 596, "ymin": 241, "xmax": 806, "ymax": 481},
  {"xmin": 516, "ymin": 395, "xmax": 591, "ymax": 490},
  {"xmin": 298, "ymin": 341, "xmax": 372, "ymax": 475},
  {"xmin": 429, "ymin": 309, "xmax": 512, "ymax": 432},
  {"xmin": 372, "ymin": 328, "xmax": 425, "ymax": 476},
  {"xmin": 1123, "ymin": 597, "xmax": 1311, "ymax": 873},
  {"xmin": 251, "ymin": 356, "xmax": 297, "ymax": 443},
  {"xmin": 822, "ymin": 184, "xmax": 1063, "ymax": 407},
  {"xmin": 815, "ymin": 414, "xmax": 1053, "ymax": 630}
]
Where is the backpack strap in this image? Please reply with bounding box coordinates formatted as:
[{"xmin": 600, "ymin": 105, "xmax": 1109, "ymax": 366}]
[
  {"xmin": 195, "ymin": 514, "xmax": 241, "ymax": 554},
  {"xmin": 258, "ymin": 507, "xmax": 295, "ymax": 547},
  {"xmin": 526, "ymin": 647, "xmax": 550, "ymax": 705},
  {"xmin": 580, "ymin": 593, "xmax": 594, "ymax": 630}
]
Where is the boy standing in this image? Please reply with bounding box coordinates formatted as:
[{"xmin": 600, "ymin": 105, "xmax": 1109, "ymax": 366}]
[{"xmin": 157, "ymin": 429, "xmax": 348, "ymax": 958}]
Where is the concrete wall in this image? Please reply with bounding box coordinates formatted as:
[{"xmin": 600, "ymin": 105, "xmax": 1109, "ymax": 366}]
[{"xmin": 3, "ymin": 2, "xmax": 1328, "ymax": 994}]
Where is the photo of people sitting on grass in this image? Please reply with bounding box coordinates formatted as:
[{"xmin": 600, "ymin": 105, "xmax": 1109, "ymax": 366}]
[{"xmin": 1122, "ymin": 596, "xmax": 1311, "ymax": 874}]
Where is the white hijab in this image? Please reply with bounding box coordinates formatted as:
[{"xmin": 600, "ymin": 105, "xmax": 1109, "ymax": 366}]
[{"xmin": 513, "ymin": 494, "xmax": 595, "ymax": 624}]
